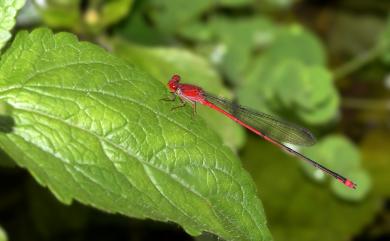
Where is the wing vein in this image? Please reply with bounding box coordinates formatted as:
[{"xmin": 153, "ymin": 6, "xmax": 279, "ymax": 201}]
[{"xmin": 204, "ymin": 92, "xmax": 316, "ymax": 146}]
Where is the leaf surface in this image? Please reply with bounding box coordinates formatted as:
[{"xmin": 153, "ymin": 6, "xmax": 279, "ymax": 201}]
[
  {"xmin": 112, "ymin": 40, "xmax": 245, "ymax": 150},
  {"xmin": 0, "ymin": 28, "xmax": 271, "ymax": 241},
  {"xmin": 0, "ymin": 0, "xmax": 25, "ymax": 50}
]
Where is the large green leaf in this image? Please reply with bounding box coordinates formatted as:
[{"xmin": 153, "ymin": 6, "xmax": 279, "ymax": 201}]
[
  {"xmin": 0, "ymin": 0, "xmax": 25, "ymax": 51},
  {"xmin": 0, "ymin": 28, "xmax": 272, "ymax": 241},
  {"xmin": 0, "ymin": 102, "xmax": 15, "ymax": 167},
  {"xmin": 0, "ymin": 149, "xmax": 15, "ymax": 167},
  {"xmin": 112, "ymin": 40, "xmax": 245, "ymax": 150}
]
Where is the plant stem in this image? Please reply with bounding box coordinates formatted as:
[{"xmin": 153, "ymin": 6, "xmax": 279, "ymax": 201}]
[
  {"xmin": 333, "ymin": 44, "xmax": 385, "ymax": 80},
  {"xmin": 342, "ymin": 97, "xmax": 390, "ymax": 111}
]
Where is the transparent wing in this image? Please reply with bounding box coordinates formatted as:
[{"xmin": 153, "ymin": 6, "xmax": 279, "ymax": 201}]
[{"xmin": 204, "ymin": 93, "xmax": 316, "ymax": 146}]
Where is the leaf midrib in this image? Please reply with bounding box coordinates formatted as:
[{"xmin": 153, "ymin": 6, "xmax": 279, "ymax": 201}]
[
  {"xmin": 15, "ymin": 83, "xmax": 265, "ymax": 237},
  {"xmin": 14, "ymin": 105, "xmax": 213, "ymax": 227},
  {"xmin": 0, "ymin": 58, "xmax": 232, "ymax": 163},
  {"xmin": 0, "ymin": 29, "xmax": 271, "ymax": 241}
]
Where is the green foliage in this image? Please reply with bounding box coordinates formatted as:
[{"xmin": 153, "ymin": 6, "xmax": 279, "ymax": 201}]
[
  {"xmin": 380, "ymin": 16, "xmax": 390, "ymax": 63},
  {"xmin": 177, "ymin": 15, "xmax": 337, "ymax": 125},
  {"xmin": 239, "ymin": 58, "xmax": 339, "ymax": 125},
  {"xmin": 0, "ymin": 1, "xmax": 388, "ymax": 240},
  {"xmin": 0, "ymin": 149, "xmax": 15, "ymax": 167},
  {"xmin": 0, "ymin": 0, "xmax": 25, "ymax": 50},
  {"xmin": 302, "ymin": 135, "xmax": 360, "ymax": 174},
  {"xmin": 331, "ymin": 169, "xmax": 371, "ymax": 201},
  {"xmin": 330, "ymin": 13, "xmax": 390, "ymax": 79},
  {"xmin": 0, "ymin": 102, "xmax": 15, "ymax": 167},
  {"xmin": 0, "ymin": 28, "xmax": 271, "ymax": 241},
  {"xmin": 112, "ymin": 39, "xmax": 245, "ymax": 150},
  {"xmin": 114, "ymin": 9, "xmax": 167, "ymax": 46},
  {"xmin": 207, "ymin": 16, "xmax": 277, "ymax": 84},
  {"xmin": 0, "ymin": 225, "xmax": 7, "ymax": 241},
  {"xmin": 33, "ymin": 0, "xmax": 133, "ymax": 33},
  {"xmin": 361, "ymin": 131, "xmax": 390, "ymax": 197},
  {"xmin": 236, "ymin": 25, "xmax": 337, "ymax": 125},
  {"xmin": 218, "ymin": 0, "xmax": 255, "ymax": 7},
  {"xmin": 179, "ymin": 16, "xmax": 277, "ymax": 83},
  {"xmin": 301, "ymin": 135, "xmax": 370, "ymax": 201},
  {"xmin": 242, "ymin": 136, "xmax": 379, "ymax": 241},
  {"xmin": 274, "ymin": 62, "xmax": 339, "ymax": 124},
  {"xmin": 262, "ymin": 0, "xmax": 297, "ymax": 9},
  {"xmin": 85, "ymin": 0, "xmax": 133, "ymax": 33},
  {"xmin": 33, "ymin": 0, "xmax": 80, "ymax": 28},
  {"xmin": 147, "ymin": 0, "xmax": 212, "ymax": 34},
  {"xmin": 261, "ymin": 25, "xmax": 326, "ymax": 65}
]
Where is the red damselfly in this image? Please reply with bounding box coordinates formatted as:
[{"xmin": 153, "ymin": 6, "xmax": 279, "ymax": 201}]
[{"xmin": 164, "ymin": 74, "xmax": 356, "ymax": 189}]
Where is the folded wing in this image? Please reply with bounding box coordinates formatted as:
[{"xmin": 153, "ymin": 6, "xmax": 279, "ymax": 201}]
[{"xmin": 204, "ymin": 93, "xmax": 316, "ymax": 146}]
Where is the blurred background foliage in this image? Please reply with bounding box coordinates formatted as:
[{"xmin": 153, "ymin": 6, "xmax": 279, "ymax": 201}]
[{"xmin": 0, "ymin": 0, "xmax": 389, "ymax": 240}]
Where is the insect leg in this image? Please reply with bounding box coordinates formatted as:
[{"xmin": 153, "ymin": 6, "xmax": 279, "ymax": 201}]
[
  {"xmin": 170, "ymin": 97, "xmax": 186, "ymax": 111},
  {"xmin": 191, "ymin": 102, "xmax": 197, "ymax": 117},
  {"xmin": 160, "ymin": 93, "xmax": 177, "ymax": 102}
]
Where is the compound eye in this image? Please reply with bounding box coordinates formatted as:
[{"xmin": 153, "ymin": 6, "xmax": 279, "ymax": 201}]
[
  {"xmin": 168, "ymin": 81, "xmax": 177, "ymax": 92},
  {"xmin": 171, "ymin": 74, "xmax": 181, "ymax": 82}
]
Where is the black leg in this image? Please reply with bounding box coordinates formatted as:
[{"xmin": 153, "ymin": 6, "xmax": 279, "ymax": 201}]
[
  {"xmin": 160, "ymin": 93, "xmax": 176, "ymax": 102},
  {"xmin": 191, "ymin": 103, "xmax": 197, "ymax": 117},
  {"xmin": 171, "ymin": 102, "xmax": 186, "ymax": 111}
]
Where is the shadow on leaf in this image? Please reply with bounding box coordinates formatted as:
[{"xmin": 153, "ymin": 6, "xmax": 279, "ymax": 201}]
[{"xmin": 0, "ymin": 115, "xmax": 15, "ymax": 133}]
